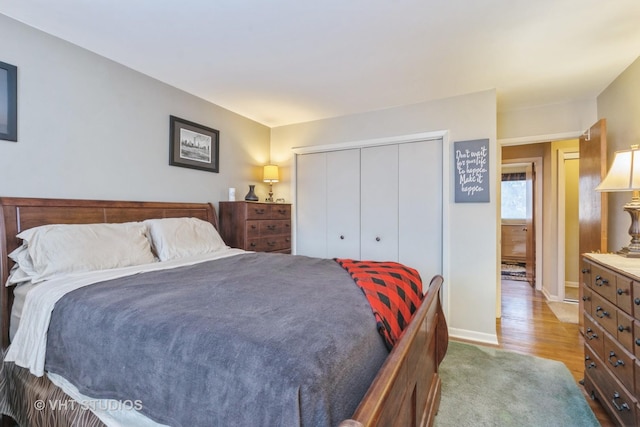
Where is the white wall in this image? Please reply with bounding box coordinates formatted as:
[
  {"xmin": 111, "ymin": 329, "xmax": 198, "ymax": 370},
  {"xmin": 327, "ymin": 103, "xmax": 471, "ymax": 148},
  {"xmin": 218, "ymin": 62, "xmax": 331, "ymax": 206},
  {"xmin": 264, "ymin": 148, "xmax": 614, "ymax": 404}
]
[
  {"xmin": 272, "ymin": 90, "xmax": 500, "ymax": 344},
  {"xmin": 498, "ymin": 100, "xmax": 597, "ymax": 142},
  {"xmin": 0, "ymin": 15, "xmax": 271, "ymax": 207},
  {"xmin": 597, "ymin": 56, "xmax": 640, "ymax": 252}
]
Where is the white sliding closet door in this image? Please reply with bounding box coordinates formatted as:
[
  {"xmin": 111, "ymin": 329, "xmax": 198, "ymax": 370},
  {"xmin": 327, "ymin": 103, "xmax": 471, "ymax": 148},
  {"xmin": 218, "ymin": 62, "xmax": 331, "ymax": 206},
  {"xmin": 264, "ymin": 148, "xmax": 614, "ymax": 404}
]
[
  {"xmin": 296, "ymin": 152, "xmax": 327, "ymax": 258},
  {"xmin": 326, "ymin": 149, "xmax": 360, "ymax": 259},
  {"xmin": 360, "ymin": 144, "xmax": 399, "ymax": 262},
  {"xmin": 399, "ymin": 140, "xmax": 443, "ymax": 279}
]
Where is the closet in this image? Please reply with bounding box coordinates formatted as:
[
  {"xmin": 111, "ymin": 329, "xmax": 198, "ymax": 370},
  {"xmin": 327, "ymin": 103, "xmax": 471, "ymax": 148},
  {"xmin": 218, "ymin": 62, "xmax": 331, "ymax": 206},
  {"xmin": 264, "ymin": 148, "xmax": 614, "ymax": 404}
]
[{"xmin": 295, "ymin": 137, "xmax": 444, "ymax": 282}]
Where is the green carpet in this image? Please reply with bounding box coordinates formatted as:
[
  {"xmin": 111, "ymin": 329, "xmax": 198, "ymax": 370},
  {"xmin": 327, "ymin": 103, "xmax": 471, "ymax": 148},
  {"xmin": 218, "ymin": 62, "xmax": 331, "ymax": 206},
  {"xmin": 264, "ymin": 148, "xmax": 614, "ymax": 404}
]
[{"xmin": 434, "ymin": 341, "xmax": 599, "ymax": 427}]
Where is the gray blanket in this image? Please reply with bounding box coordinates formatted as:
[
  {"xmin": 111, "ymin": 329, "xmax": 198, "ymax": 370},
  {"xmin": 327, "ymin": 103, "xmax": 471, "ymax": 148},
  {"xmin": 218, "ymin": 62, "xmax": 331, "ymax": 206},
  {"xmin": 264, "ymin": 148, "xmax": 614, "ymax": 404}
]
[{"xmin": 44, "ymin": 253, "xmax": 389, "ymax": 427}]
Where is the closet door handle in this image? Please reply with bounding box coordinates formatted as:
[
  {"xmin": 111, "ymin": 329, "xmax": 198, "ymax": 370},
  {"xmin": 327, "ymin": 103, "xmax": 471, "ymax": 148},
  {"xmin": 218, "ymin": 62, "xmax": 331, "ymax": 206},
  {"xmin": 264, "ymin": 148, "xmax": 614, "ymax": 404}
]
[
  {"xmin": 375, "ymin": 237, "xmax": 381, "ymax": 242},
  {"xmin": 340, "ymin": 235, "xmax": 345, "ymax": 240}
]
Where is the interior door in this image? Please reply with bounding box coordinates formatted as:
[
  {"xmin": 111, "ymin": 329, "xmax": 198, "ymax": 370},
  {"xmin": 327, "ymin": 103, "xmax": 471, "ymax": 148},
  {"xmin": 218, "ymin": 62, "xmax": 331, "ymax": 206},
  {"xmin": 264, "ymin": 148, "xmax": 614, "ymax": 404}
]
[
  {"xmin": 578, "ymin": 119, "xmax": 608, "ymax": 324},
  {"xmin": 525, "ymin": 163, "xmax": 535, "ymax": 285},
  {"xmin": 361, "ymin": 144, "xmax": 399, "ymax": 261}
]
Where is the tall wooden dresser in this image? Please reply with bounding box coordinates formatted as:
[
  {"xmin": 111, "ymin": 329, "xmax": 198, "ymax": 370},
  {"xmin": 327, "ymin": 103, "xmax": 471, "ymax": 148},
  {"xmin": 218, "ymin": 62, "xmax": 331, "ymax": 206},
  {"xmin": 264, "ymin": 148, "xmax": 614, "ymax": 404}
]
[
  {"xmin": 218, "ymin": 201, "xmax": 291, "ymax": 253},
  {"xmin": 581, "ymin": 253, "xmax": 640, "ymax": 426}
]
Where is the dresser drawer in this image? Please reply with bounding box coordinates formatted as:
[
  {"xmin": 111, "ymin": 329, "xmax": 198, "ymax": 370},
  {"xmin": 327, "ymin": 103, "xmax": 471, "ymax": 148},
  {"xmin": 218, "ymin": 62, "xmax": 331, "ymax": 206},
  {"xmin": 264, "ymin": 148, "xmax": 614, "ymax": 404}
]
[
  {"xmin": 592, "ymin": 292, "xmax": 618, "ymax": 337},
  {"xmin": 247, "ymin": 235, "xmax": 291, "ymax": 252},
  {"xmin": 604, "ymin": 333, "xmax": 636, "ymax": 393},
  {"xmin": 582, "ymin": 284, "xmax": 593, "ymax": 314},
  {"xmin": 634, "ymin": 281, "xmax": 640, "ymax": 321},
  {"xmin": 584, "ymin": 313, "xmax": 605, "ymax": 360},
  {"xmin": 246, "ymin": 220, "xmax": 291, "ymax": 237},
  {"xmin": 591, "ymin": 264, "xmax": 618, "ymax": 303},
  {"xmin": 245, "ymin": 203, "xmax": 291, "ymax": 220},
  {"xmin": 616, "ymin": 274, "xmax": 633, "ymax": 316},
  {"xmin": 270, "ymin": 204, "xmax": 291, "ymax": 220},
  {"xmin": 584, "ymin": 352, "xmax": 637, "ymax": 427},
  {"xmin": 634, "ymin": 320, "xmax": 640, "ymax": 359},
  {"xmin": 618, "ymin": 309, "xmax": 634, "ymax": 354}
]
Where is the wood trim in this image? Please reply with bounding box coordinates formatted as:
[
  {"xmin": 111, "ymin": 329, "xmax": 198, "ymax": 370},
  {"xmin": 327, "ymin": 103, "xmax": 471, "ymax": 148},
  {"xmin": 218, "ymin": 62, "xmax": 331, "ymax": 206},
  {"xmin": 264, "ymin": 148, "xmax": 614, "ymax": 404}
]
[{"xmin": 0, "ymin": 196, "xmax": 218, "ymax": 350}]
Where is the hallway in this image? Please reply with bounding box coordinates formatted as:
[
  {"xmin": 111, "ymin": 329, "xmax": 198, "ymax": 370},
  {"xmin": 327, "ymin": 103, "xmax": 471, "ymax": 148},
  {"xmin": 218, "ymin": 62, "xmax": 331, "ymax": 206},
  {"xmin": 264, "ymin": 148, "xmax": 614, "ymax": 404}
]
[{"xmin": 497, "ymin": 279, "xmax": 613, "ymax": 426}]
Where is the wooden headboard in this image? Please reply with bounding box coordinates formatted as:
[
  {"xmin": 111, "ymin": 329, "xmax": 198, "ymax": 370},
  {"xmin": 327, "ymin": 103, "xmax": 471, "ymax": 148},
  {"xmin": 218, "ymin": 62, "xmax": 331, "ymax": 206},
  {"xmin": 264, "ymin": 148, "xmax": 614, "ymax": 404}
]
[{"xmin": 0, "ymin": 196, "xmax": 219, "ymax": 349}]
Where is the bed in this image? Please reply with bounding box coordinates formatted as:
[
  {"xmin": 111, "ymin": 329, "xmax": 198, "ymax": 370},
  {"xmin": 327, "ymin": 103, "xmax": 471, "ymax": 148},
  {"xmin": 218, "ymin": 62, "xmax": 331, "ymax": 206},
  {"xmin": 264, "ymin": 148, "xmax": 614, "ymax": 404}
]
[{"xmin": 0, "ymin": 196, "xmax": 448, "ymax": 427}]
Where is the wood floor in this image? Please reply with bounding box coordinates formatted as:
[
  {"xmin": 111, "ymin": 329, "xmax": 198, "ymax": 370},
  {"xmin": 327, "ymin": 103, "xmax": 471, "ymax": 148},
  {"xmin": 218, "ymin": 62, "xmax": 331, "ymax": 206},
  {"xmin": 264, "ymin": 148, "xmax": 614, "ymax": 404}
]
[{"xmin": 496, "ymin": 279, "xmax": 615, "ymax": 426}]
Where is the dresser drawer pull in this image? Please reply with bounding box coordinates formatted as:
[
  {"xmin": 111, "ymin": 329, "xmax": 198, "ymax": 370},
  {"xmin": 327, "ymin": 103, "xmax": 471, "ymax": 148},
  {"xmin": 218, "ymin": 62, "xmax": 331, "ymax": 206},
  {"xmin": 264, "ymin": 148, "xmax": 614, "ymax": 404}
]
[
  {"xmin": 594, "ymin": 276, "xmax": 609, "ymax": 287},
  {"xmin": 612, "ymin": 392, "xmax": 631, "ymax": 412},
  {"xmin": 266, "ymin": 225, "xmax": 276, "ymax": 231},
  {"xmin": 254, "ymin": 208, "xmax": 266, "ymax": 215},
  {"xmin": 251, "ymin": 224, "xmax": 257, "ymax": 229},
  {"xmin": 608, "ymin": 351, "xmax": 625, "ymax": 368},
  {"xmin": 581, "ymin": 268, "xmax": 590, "ymax": 274},
  {"xmin": 635, "ymin": 298, "xmax": 640, "ymax": 305},
  {"xmin": 585, "ymin": 355, "xmax": 596, "ymax": 369},
  {"xmin": 267, "ymin": 241, "xmax": 276, "ymax": 247},
  {"xmin": 635, "ymin": 338, "xmax": 640, "ymax": 347},
  {"xmin": 277, "ymin": 209, "xmax": 287, "ymax": 215},
  {"xmin": 250, "ymin": 242, "xmax": 257, "ymax": 248},
  {"xmin": 618, "ymin": 325, "xmax": 631, "ymax": 333},
  {"xmin": 595, "ymin": 306, "xmax": 609, "ymax": 318},
  {"xmin": 617, "ymin": 288, "xmax": 629, "ymax": 295},
  {"xmin": 585, "ymin": 328, "xmax": 598, "ymax": 340},
  {"xmin": 582, "ymin": 295, "xmax": 590, "ymax": 302}
]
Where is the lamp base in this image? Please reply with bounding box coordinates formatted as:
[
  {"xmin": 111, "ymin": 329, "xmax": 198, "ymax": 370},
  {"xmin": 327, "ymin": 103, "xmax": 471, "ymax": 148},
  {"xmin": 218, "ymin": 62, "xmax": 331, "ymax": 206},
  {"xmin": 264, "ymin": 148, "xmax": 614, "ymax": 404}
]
[
  {"xmin": 265, "ymin": 183, "xmax": 274, "ymax": 203},
  {"xmin": 616, "ymin": 247, "xmax": 640, "ymax": 258},
  {"xmin": 622, "ymin": 200, "xmax": 640, "ymax": 257}
]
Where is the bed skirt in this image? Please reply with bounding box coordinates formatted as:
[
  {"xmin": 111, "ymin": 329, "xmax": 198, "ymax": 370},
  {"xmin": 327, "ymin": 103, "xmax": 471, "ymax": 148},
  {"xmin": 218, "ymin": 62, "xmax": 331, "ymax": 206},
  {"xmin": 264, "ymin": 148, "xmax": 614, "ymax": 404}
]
[{"xmin": 0, "ymin": 351, "xmax": 105, "ymax": 427}]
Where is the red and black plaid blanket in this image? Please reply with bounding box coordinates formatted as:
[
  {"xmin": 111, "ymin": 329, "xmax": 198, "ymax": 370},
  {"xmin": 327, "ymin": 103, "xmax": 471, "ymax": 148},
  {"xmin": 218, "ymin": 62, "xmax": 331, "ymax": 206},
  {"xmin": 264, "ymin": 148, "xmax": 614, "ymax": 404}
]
[{"xmin": 335, "ymin": 258, "xmax": 424, "ymax": 350}]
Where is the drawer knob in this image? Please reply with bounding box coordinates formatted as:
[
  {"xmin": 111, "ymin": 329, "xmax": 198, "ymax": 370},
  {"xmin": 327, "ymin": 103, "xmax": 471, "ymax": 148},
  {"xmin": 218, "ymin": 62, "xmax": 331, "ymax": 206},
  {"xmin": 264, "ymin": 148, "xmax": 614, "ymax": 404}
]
[
  {"xmin": 267, "ymin": 225, "xmax": 276, "ymax": 230},
  {"xmin": 585, "ymin": 355, "xmax": 596, "ymax": 369},
  {"xmin": 612, "ymin": 392, "xmax": 630, "ymax": 412},
  {"xmin": 582, "ymin": 268, "xmax": 590, "ymax": 274},
  {"xmin": 250, "ymin": 242, "xmax": 257, "ymax": 247},
  {"xmin": 594, "ymin": 276, "xmax": 608, "ymax": 287},
  {"xmin": 595, "ymin": 306, "xmax": 610, "ymax": 319},
  {"xmin": 617, "ymin": 288, "xmax": 629, "ymax": 295},
  {"xmin": 585, "ymin": 328, "xmax": 598, "ymax": 340},
  {"xmin": 635, "ymin": 298, "xmax": 640, "ymax": 305},
  {"xmin": 618, "ymin": 325, "xmax": 631, "ymax": 333},
  {"xmin": 582, "ymin": 296, "xmax": 590, "ymax": 302},
  {"xmin": 608, "ymin": 351, "xmax": 625, "ymax": 368},
  {"xmin": 255, "ymin": 209, "xmax": 266, "ymax": 215},
  {"xmin": 635, "ymin": 338, "xmax": 640, "ymax": 347},
  {"xmin": 267, "ymin": 241, "xmax": 276, "ymax": 247}
]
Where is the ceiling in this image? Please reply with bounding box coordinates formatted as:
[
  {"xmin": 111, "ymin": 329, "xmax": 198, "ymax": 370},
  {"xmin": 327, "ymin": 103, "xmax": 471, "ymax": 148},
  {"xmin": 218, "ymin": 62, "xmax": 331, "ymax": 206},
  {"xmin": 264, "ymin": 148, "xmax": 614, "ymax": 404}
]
[{"xmin": 2, "ymin": 0, "xmax": 640, "ymax": 127}]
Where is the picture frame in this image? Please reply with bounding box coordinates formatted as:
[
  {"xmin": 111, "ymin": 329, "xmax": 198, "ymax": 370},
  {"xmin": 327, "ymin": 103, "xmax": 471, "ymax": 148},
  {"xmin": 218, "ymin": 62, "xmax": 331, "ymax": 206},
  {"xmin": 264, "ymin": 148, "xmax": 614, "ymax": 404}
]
[
  {"xmin": 0, "ymin": 61, "xmax": 17, "ymax": 142},
  {"xmin": 169, "ymin": 115, "xmax": 219, "ymax": 173}
]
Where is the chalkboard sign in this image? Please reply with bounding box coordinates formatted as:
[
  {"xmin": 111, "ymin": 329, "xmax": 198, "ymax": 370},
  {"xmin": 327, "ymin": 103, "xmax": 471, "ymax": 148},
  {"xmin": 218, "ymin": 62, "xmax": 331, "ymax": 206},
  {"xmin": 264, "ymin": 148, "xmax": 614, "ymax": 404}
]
[{"xmin": 454, "ymin": 139, "xmax": 490, "ymax": 203}]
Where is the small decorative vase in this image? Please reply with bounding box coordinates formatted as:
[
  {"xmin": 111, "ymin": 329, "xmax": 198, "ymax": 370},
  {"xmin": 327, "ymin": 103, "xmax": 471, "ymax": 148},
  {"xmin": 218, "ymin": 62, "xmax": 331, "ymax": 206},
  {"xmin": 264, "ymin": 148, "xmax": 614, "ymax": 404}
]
[{"xmin": 244, "ymin": 185, "xmax": 259, "ymax": 201}]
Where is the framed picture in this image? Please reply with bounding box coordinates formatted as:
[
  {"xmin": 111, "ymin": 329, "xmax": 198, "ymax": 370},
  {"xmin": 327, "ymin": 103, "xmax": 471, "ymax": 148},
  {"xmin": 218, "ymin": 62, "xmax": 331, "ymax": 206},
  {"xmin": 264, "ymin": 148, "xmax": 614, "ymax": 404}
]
[
  {"xmin": 169, "ymin": 115, "xmax": 219, "ymax": 173},
  {"xmin": 0, "ymin": 61, "xmax": 17, "ymax": 142}
]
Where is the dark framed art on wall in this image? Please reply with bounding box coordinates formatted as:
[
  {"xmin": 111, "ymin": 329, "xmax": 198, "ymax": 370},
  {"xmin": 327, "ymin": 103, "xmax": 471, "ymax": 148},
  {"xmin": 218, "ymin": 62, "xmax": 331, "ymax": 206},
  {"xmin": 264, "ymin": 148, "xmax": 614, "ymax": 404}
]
[
  {"xmin": 169, "ymin": 115, "xmax": 219, "ymax": 173},
  {"xmin": 0, "ymin": 61, "xmax": 17, "ymax": 142}
]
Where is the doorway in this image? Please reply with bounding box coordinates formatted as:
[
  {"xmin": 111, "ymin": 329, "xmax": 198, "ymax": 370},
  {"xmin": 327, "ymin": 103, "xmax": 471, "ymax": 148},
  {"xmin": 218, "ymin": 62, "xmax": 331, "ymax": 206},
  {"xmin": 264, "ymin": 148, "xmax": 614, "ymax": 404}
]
[
  {"xmin": 501, "ymin": 157, "xmax": 543, "ymax": 291},
  {"xmin": 557, "ymin": 150, "xmax": 580, "ymax": 301}
]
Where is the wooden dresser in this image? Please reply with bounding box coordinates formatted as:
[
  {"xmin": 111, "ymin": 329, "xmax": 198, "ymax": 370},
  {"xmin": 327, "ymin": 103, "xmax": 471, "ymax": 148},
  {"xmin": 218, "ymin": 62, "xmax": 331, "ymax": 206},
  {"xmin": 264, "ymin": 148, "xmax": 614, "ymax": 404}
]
[
  {"xmin": 219, "ymin": 201, "xmax": 291, "ymax": 253},
  {"xmin": 581, "ymin": 253, "xmax": 640, "ymax": 426}
]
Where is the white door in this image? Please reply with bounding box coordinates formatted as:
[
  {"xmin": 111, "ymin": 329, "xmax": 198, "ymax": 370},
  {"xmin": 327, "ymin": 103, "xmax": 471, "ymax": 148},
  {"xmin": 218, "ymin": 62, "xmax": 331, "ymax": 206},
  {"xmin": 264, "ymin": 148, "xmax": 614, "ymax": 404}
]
[
  {"xmin": 296, "ymin": 152, "xmax": 327, "ymax": 258},
  {"xmin": 327, "ymin": 149, "xmax": 361, "ymax": 259},
  {"xmin": 399, "ymin": 140, "xmax": 443, "ymax": 278},
  {"xmin": 360, "ymin": 144, "xmax": 399, "ymax": 262}
]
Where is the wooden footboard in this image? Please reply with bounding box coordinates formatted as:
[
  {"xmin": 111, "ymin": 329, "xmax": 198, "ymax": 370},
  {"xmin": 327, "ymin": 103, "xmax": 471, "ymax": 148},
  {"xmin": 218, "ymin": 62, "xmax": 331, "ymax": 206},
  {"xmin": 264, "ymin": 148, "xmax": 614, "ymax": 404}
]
[{"xmin": 339, "ymin": 274, "xmax": 448, "ymax": 427}]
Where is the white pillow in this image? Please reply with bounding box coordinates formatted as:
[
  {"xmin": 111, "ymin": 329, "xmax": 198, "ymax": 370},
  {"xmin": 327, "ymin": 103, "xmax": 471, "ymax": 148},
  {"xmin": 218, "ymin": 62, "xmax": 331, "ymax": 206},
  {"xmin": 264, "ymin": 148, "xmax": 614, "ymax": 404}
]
[
  {"xmin": 8, "ymin": 245, "xmax": 39, "ymax": 283},
  {"xmin": 5, "ymin": 264, "xmax": 32, "ymax": 287},
  {"xmin": 16, "ymin": 222, "xmax": 156, "ymax": 283},
  {"xmin": 144, "ymin": 217, "xmax": 228, "ymax": 261}
]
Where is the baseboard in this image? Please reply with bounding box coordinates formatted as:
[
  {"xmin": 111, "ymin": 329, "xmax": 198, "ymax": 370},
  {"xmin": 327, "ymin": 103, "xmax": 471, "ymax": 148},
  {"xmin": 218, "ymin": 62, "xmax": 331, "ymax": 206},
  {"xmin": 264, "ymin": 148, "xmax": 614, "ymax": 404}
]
[
  {"xmin": 448, "ymin": 327, "xmax": 499, "ymax": 346},
  {"xmin": 565, "ymin": 281, "xmax": 579, "ymax": 288}
]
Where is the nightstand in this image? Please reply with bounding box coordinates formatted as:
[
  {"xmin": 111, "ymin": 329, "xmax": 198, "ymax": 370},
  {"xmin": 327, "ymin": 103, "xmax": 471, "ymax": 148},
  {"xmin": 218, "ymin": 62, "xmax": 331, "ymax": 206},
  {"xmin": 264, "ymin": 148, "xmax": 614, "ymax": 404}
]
[{"xmin": 219, "ymin": 201, "xmax": 291, "ymax": 253}]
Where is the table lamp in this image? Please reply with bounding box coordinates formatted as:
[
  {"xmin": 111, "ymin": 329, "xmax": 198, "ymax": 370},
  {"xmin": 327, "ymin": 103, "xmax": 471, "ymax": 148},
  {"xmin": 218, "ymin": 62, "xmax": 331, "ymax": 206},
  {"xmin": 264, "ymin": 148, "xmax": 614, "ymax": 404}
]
[
  {"xmin": 263, "ymin": 164, "xmax": 279, "ymax": 202},
  {"xmin": 596, "ymin": 145, "xmax": 640, "ymax": 257}
]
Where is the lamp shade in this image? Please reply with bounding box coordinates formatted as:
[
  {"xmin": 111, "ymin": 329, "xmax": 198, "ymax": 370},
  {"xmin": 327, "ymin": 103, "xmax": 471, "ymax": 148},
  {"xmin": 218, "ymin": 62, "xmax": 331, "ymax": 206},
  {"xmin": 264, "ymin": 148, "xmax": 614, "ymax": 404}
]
[
  {"xmin": 263, "ymin": 165, "xmax": 279, "ymax": 183},
  {"xmin": 596, "ymin": 146, "xmax": 640, "ymax": 192}
]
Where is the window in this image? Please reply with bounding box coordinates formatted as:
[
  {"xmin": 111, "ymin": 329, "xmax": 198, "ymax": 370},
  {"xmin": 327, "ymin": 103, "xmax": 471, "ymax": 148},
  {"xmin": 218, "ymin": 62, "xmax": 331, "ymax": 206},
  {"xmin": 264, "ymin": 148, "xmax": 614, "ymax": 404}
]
[{"xmin": 501, "ymin": 172, "xmax": 526, "ymax": 220}]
